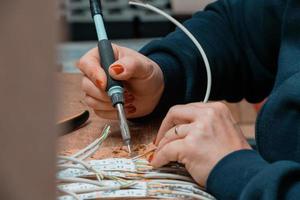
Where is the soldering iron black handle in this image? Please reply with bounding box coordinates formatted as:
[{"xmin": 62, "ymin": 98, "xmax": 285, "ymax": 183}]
[
  {"xmin": 98, "ymin": 40, "xmax": 123, "ymax": 92},
  {"xmin": 89, "ymin": 0, "xmax": 102, "ymax": 16}
]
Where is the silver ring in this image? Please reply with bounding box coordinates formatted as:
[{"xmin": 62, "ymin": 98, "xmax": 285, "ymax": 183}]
[{"xmin": 174, "ymin": 126, "xmax": 179, "ymax": 136}]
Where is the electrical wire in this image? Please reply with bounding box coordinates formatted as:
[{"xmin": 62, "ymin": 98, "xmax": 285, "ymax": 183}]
[
  {"xmin": 78, "ymin": 144, "xmax": 100, "ymax": 161},
  {"xmin": 132, "ymin": 147, "xmax": 157, "ymax": 161},
  {"xmin": 58, "ymin": 125, "xmax": 110, "ymax": 165},
  {"xmin": 170, "ymin": 190, "xmax": 215, "ymax": 200},
  {"xmin": 58, "ymin": 187, "xmax": 81, "ymax": 200},
  {"xmin": 58, "ymin": 177, "xmax": 105, "ymax": 187},
  {"xmin": 71, "ymin": 125, "xmax": 110, "ymax": 159},
  {"xmin": 129, "ymin": 1, "xmax": 212, "ymax": 103},
  {"xmin": 57, "ymin": 156, "xmax": 104, "ymax": 180},
  {"xmin": 59, "ymin": 181, "xmax": 136, "ymax": 194},
  {"xmin": 144, "ymin": 173, "xmax": 193, "ymax": 182}
]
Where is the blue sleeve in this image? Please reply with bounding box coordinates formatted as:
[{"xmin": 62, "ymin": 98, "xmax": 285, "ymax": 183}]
[
  {"xmin": 140, "ymin": 0, "xmax": 285, "ymax": 116},
  {"xmin": 207, "ymin": 150, "xmax": 300, "ymax": 200}
]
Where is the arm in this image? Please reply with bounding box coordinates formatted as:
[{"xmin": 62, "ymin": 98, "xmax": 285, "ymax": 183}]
[
  {"xmin": 208, "ymin": 150, "xmax": 300, "ymax": 200},
  {"xmin": 140, "ymin": 0, "xmax": 284, "ymax": 114},
  {"xmin": 150, "ymin": 102, "xmax": 300, "ymax": 200}
]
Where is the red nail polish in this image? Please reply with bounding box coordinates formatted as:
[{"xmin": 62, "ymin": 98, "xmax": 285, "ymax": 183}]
[
  {"xmin": 111, "ymin": 64, "xmax": 124, "ymax": 75},
  {"xmin": 128, "ymin": 107, "xmax": 137, "ymax": 114},
  {"xmin": 95, "ymin": 79, "xmax": 102, "ymax": 88},
  {"xmin": 125, "ymin": 94, "xmax": 135, "ymax": 104},
  {"xmin": 148, "ymin": 154, "xmax": 154, "ymax": 162},
  {"xmin": 125, "ymin": 104, "xmax": 134, "ymax": 109},
  {"xmin": 125, "ymin": 104, "xmax": 136, "ymax": 114},
  {"xmin": 125, "ymin": 99, "xmax": 134, "ymax": 104}
]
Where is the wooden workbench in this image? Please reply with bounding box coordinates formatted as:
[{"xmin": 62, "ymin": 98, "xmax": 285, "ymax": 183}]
[
  {"xmin": 57, "ymin": 73, "xmax": 159, "ymax": 154},
  {"xmin": 57, "ymin": 73, "xmax": 256, "ymax": 154}
]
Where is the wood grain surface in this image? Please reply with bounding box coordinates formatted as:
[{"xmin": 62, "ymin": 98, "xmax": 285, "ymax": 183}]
[
  {"xmin": 57, "ymin": 73, "xmax": 255, "ymax": 153},
  {"xmin": 56, "ymin": 73, "xmax": 256, "ymax": 199},
  {"xmin": 57, "ymin": 73, "xmax": 159, "ymax": 154}
]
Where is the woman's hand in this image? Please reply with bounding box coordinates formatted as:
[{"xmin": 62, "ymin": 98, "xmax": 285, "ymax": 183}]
[
  {"xmin": 151, "ymin": 102, "xmax": 251, "ymax": 187},
  {"xmin": 77, "ymin": 44, "xmax": 164, "ymax": 119}
]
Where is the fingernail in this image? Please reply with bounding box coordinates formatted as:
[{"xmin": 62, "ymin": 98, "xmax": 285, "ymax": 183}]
[
  {"xmin": 95, "ymin": 79, "xmax": 102, "ymax": 88},
  {"xmin": 148, "ymin": 154, "xmax": 154, "ymax": 162},
  {"xmin": 111, "ymin": 64, "xmax": 124, "ymax": 75},
  {"xmin": 125, "ymin": 94, "xmax": 135, "ymax": 104},
  {"xmin": 125, "ymin": 104, "xmax": 136, "ymax": 114}
]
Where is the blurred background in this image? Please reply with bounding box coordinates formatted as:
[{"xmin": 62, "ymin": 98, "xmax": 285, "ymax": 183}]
[
  {"xmin": 58, "ymin": 0, "xmax": 216, "ymax": 73},
  {"xmin": 57, "ymin": 0, "xmax": 258, "ymax": 144},
  {"xmin": 0, "ymin": 1, "xmax": 260, "ymax": 199}
]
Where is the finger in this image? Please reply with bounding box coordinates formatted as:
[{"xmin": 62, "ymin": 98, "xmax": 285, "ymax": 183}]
[
  {"xmin": 84, "ymin": 95, "xmax": 114, "ymax": 111},
  {"xmin": 82, "ymin": 76, "xmax": 110, "ymax": 102},
  {"xmin": 77, "ymin": 47, "xmax": 110, "ymax": 90},
  {"xmin": 192, "ymin": 102, "xmax": 235, "ymax": 122},
  {"xmin": 109, "ymin": 52, "xmax": 153, "ymax": 80},
  {"xmin": 94, "ymin": 110, "xmax": 118, "ymax": 120},
  {"xmin": 157, "ymin": 124, "xmax": 190, "ymax": 151},
  {"xmin": 155, "ymin": 105, "xmax": 199, "ymax": 146},
  {"xmin": 151, "ymin": 140, "xmax": 185, "ymax": 168}
]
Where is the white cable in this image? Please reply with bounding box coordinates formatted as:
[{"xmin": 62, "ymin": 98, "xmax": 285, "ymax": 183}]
[
  {"xmin": 78, "ymin": 144, "xmax": 100, "ymax": 161},
  {"xmin": 58, "ymin": 187, "xmax": 81, "ymax": 200},
  {"xmin": 71, "ymin": 125, "xmax": 110, "ymax": 159},
  {"xmin": 58, "ymin": 125, "xmax": 110, "ymax": 165},
  {"xmin": 57, "ymin": 164, "xmax": 85, "ymax": 170},
  {"xmin": 58, "ymin": 177, "xmax": 105, "ymax": 187},
  {"xmin": 60, "ymin": 182, "xmax": 136, "ymax": 194},
  {"xmin": 129, "ymin": 1, "xmax": 212, "ymax": 103},
  {"xmin": 57, "ymin": 156, "xmax": 104, "ymax": 180},
  {"xmin": 58, "ymin": 156, "xmax": 93, "ymax": 170},
  {"xmin": 144, "ymin": 173, "xmax": 193, "ymax": 182},
  {"xmin": 171, "ymin": 191, "xmax": 215, "ymax": 200}
]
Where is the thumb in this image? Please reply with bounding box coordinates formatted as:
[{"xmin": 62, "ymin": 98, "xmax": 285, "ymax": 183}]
[{"xmin": 109, "ymin": 56, "xmax": 153, "ymax": 81}]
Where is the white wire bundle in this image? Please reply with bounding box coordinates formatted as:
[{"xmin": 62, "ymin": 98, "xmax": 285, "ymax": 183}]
[
  {"xmin": 58, "ymin": 2, "xmax": 215, "ymax": 199},
  {"xmin": 57, "ymin": 156, "xmax": 216, "ymax": 200},
  {"xmin": 129, "ymin": 0, "xmax": 212, "ymax": 103}
]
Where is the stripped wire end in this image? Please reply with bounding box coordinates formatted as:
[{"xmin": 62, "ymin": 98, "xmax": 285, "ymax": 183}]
[{"xmin": 127, "ymin": 144, "xmax": 132, "ymax": 154}]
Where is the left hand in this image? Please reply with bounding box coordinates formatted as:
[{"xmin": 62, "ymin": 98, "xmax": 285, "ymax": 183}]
[{"xmin": 151, "ymin": 102, "xmax": 251, "ymax": 187}]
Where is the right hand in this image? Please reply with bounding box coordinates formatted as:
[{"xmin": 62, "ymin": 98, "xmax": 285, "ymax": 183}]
[{"xmin": 77, "ymin": 44, "xmax": 164, "ymax": 120}]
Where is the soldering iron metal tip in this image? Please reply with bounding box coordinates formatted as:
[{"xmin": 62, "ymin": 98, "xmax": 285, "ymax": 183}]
[{"xmin": 127, "ymin": 144, "xmax": 132, "ymax": 154}]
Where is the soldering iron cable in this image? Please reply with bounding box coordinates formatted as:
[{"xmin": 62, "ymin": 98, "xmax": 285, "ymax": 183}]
[{"xmin": 129, "ymin": 1, "xmax": 212, "ymax": 103}]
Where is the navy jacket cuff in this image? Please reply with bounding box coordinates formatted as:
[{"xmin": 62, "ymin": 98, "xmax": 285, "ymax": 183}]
[{"xmin": 207, "ymin": 150, "xmax": 269, "ymax": 199}]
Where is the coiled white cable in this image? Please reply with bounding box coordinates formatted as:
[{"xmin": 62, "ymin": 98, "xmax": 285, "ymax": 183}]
[{"xmin": 129, "ymin": 1, "xmax": 212, "ymax": 103}]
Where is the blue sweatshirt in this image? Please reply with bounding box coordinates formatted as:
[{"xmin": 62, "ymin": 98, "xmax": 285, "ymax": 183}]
[{"xmin": 140, "ymin": 0, "xmax": 300, "ymax": 199}]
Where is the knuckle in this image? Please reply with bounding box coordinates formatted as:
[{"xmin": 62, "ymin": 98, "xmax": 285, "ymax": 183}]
[
  {"xmin": 81, "ymin": 78, "xmax": 91, "ymax": 93},
  {"xmin": 84, "ymin": 96, "xmax": 96, "ymax": 108},
  {"xmin": 193, "ymin": 122, "xmax": 210, "ymax": 138},
  {"xmin": 81, "ymin": 80, "xmax": 87, "ymax": 91},
  {"xmin": 183, "ymin": 136, "xmax": 197, "ymax": 151},
  {"xmin": 213, "ymin": 102, "xmax": 228, "ymax": 112},
  {"xmin": 168, "ymin": 105, "xmax": 180, "ymax": 116},
  {"xmin": 205, "ymin": 107, "xmax": 218, "ymax": 118},
  {"xmin": 78, "ymin": 57, "xmax": 88, "ymax": 69},
  {"xmin": 194, "ymin": 122, "xmax": 204, "ymax": 130}
]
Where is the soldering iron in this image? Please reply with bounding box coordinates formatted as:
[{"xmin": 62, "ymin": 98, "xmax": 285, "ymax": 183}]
[{"xmin": 89, "ymin": 0, "xmax": 132, "ymax": 153}]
